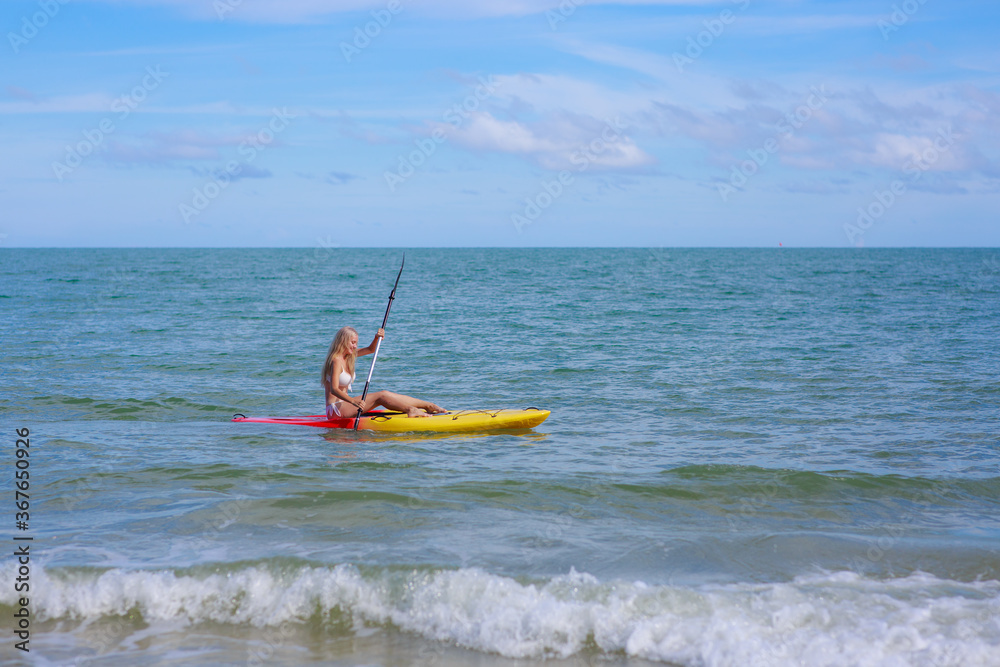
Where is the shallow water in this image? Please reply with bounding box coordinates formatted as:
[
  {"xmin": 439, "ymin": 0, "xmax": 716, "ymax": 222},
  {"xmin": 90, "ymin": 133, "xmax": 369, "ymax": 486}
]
[{"xmin": 1, "ymin": 248, "xmax": 999, "ymax": 665}]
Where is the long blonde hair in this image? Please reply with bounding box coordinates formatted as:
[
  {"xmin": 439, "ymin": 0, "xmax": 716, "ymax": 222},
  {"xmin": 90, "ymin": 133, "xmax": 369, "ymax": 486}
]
[{"xmin": 321, "ymin": 326, "xmax": 357, "ymax": 388}]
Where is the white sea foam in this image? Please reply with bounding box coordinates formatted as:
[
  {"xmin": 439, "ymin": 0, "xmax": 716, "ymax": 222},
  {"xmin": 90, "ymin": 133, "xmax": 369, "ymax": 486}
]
[{"xmin": 4, "ymin": 562, "xmax": 998, "ymax": 666}]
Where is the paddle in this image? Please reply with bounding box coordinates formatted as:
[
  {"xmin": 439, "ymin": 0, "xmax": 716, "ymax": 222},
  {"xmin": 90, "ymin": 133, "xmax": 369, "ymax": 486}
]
[{"xmin": 353, "ymin": 254, "xmax": 405, "ymax": 431}]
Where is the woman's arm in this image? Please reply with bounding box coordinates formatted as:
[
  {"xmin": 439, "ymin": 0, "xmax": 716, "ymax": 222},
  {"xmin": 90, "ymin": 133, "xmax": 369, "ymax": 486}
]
[
  {"xmin": 328, "ymin": 360, "xmax": 363, "ymax": 408},
  {"xmin": 329, "ymin": 385, "xmax": 358, "ymax": 406},
  {"xmin": 357, "ymin": 328, "xmax": 385, "ymax": 356}
]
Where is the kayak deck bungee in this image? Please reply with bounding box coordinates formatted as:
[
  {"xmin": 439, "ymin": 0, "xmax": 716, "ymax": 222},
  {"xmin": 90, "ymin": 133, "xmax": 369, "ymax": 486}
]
[{"xmin": 232, "ymin": 408, "xmax": 550, "ymax": 433}]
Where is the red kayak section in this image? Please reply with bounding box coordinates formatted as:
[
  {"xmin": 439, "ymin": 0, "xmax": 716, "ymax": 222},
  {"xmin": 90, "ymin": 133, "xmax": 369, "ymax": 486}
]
[{"xmin": 231, "ymin": 411, "xmax": 397, "ymax": 429}]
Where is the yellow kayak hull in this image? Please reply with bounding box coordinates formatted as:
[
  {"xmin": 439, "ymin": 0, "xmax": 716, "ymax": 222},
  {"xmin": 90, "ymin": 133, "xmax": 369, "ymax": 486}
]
[{"xmin": 363, "ymin": 408, "xmax": 550, "ymax": 432}]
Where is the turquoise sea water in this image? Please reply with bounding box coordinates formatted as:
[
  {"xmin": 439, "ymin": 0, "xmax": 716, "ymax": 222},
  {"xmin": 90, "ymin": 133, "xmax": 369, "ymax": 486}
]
[{"xmin": 1, "ymin": 248, "xmax": 999, "ymax": 666}]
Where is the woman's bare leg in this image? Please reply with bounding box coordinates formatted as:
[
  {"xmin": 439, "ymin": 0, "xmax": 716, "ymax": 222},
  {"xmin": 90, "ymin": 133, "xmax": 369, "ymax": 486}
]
[{"xmin": 362, "ymin": 390, "xmax": 446, "ymax": 417}]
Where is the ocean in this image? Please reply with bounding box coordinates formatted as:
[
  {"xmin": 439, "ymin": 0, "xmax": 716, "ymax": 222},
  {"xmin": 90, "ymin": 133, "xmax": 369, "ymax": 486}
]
[{"xmin": 1, "ymin": 248, "xmax": 998, "ymax": 666}]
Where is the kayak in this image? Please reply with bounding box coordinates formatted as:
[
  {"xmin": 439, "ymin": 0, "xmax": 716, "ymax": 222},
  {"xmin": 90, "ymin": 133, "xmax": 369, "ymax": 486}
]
[{"xmin": 232, "ymin": 408, "xmax": 550, "ymax": 433}]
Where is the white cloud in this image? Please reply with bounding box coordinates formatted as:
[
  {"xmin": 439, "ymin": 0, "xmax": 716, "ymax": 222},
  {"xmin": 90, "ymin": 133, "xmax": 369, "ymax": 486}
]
[
  {"xmin": 734, "ymin": 14, "xmax": 888, "ymax": 36},
  {"xmin": 493, "ymin": 72, "xmax": 655, "ymax": 120},
  {"xmin": 849, "ymin": 132, "xmax": 968, "ymax": 172},
  {"xmin": 0, "ymin": 96, "xmax": 277, "ymax": 117},
  {"xmin": 325, "ymin": 69, "xmax": 998, "ymax": 184},
  {"xmin": 81, "ymin": 0, "xmax": 718, "ymax": 22},
  {"xmin": 107, "ymin": 140, "xmax": 221, "ymax": 163},
  {"xmin": 99, "ymin": 128, "xmax": 291, "ymax": 166},
  {"xmin": 0, "ymin": 94, "xmax": 116, "ymax": 114},
  {"xmin": 441, "ymin": 113, "xmax": 561, "ymax": 154},
  {"xmin": 433, "ymin": 111, "xmax": 655, "ymax": 171},
  {"xmin": 554, "ymin": 41, "xmax": 757, "ymax": 110},
  {"xmin": 553, "ymin": 41, "xmax": 679, "ymax": 82}
]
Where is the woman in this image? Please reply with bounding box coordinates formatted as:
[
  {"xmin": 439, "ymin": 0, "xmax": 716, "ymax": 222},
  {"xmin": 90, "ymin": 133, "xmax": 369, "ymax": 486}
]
[{"xmin": 321, "ymin": 326, "xmax": 445, "ymax": 419}]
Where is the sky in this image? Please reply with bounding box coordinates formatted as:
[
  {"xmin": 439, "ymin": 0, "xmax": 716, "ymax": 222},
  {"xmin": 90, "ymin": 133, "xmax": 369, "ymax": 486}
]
[{"xmin": 0, "ymin": 0, "xmax": 998, "ymax": 247}]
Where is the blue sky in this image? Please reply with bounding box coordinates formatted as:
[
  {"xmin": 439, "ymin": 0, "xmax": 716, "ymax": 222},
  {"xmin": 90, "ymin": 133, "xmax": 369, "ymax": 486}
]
[{"xmin": 1, "ymin": 0, "xmax": 998, "ymax": 247}]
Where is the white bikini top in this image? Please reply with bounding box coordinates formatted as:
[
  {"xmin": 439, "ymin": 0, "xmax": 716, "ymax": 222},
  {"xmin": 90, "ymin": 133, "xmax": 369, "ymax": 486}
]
[
  {"xmin": 337, "ymin": 371, "xmax": 355, "ymax": 391},
  {"xmin": 326, "ymin": 371, "xmax": 355, "ymax": 393}
]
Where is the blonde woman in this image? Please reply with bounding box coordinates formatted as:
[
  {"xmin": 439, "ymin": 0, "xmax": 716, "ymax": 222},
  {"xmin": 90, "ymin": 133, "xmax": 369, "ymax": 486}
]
[{"xmin": 321, "ymin": 326, "xmax": 446, "ymax": 419}]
